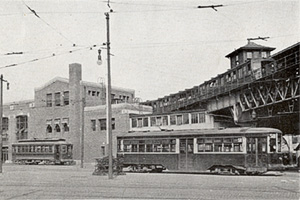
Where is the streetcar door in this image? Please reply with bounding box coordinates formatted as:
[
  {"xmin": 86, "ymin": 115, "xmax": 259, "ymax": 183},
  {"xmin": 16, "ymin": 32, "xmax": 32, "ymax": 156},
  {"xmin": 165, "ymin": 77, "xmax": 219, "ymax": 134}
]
[
  {"xmin": 55, "ymin": 145, "xmax": 60, "ymax": 161},
  {"xmin": 245, "ymin": 137, "xmax": 268, "ymax": 171},
  {"xmin": 179, "ymin": 139, "xmax": 194, "ymax": 170}
]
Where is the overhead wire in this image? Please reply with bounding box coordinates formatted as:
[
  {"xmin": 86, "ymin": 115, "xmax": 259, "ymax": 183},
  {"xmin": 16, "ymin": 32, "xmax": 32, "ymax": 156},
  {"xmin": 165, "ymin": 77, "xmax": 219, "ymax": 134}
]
[
  {"xmin": 21, "ymin": 0, "xmax": 76, "ymax": 45},
  {"xmin": 0, "ymin": 45, "xmax": 100, "ymax": 70}
]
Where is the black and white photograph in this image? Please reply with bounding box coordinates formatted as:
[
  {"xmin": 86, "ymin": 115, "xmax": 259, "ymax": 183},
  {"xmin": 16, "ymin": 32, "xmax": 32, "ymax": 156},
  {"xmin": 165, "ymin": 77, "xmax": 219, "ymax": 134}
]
[{"xmin": 0, "ymin": 0, "xmax": 299, "ymax": 199}]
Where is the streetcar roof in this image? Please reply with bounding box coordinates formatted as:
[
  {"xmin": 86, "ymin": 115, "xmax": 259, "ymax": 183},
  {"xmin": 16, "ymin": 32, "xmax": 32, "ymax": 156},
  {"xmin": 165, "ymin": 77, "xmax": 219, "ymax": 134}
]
[
  {"xmin": 12, "ymin": 141, "xmax": 71, "ymax": 146},
  {"xmin": 118, "ymin": 127, "xmax": 282, "ymax": 139},
  {"xmin": 12, "ymin": 138, "xmax": 72, "ymax": 145},
  {"xmin": 17, "ymin": 138, "xmax": 66, "ymax": 142}
]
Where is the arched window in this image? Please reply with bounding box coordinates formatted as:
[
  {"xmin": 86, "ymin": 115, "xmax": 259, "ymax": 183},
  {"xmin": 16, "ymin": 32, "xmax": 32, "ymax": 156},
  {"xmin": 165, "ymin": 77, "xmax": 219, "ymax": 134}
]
[
  {"xmin": 55, "ymin": 124, "xmax": 61, "ymax": 132},
  {"xmin": 46, "ymin": 125, "xmax": 52, "ymax": 133}
]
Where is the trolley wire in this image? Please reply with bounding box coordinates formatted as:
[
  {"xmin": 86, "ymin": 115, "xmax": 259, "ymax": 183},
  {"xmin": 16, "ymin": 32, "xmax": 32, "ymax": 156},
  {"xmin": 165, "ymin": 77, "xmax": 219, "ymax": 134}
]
[
  {"xmin": 22, "ymin": 0, "xmax": 76, "ymax": 46},
  {"xmin": 0, "ymin": 45, "xmax": 100, "ymax": 70}
]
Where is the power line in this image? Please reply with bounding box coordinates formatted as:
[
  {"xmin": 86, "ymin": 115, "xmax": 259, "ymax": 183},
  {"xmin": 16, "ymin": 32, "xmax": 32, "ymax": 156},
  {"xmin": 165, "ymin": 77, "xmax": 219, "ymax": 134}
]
[
  {"xmin": 22, "ymin": 1, "xmax": 76, "ymax": 45},
  {"xmin": 0, "ymin": 45, "xmax": 98, "ymax": 70},
  {"xmin": 0, "ymin": 44, "xmax": 102, "ymax": 57}
]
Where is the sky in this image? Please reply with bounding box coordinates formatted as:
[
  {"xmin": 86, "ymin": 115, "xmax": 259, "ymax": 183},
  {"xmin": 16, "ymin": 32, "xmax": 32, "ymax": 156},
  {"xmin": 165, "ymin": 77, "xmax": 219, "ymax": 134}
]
[{"xmin": 0, "ymin": 0, "xmax": 299, "ymax": 104}]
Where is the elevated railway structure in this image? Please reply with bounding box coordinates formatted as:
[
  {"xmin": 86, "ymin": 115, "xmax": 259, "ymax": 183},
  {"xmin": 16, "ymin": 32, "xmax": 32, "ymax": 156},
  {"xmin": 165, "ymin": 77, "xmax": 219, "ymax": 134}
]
[{"xmin": 142, "ymin": 42, "xmax": 299, "ymax": 134}]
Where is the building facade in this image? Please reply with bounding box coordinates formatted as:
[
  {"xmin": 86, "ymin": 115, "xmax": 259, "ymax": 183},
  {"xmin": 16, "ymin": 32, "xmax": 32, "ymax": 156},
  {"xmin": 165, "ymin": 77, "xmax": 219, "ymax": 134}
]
[{"xmin": 2, "ymin": 63, "xmax": 151, "ymax": 163}]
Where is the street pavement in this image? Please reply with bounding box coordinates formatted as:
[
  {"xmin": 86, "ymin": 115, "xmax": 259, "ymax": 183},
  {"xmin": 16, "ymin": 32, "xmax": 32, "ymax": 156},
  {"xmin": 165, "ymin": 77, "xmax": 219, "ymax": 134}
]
[{"xmin": 0, "ymin": 164, "xmax": 299, "ymax": 200}]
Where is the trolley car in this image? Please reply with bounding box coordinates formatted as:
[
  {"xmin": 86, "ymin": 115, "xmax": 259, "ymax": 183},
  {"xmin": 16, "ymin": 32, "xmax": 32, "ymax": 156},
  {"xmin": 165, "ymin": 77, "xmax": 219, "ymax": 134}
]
[
  {"xmin": 12, "ymin": 138, "xmax": 74, "ymax": 165},
  {"xmin": 117, "ymin": 127, "xmax": 284, "ymax": 174}
]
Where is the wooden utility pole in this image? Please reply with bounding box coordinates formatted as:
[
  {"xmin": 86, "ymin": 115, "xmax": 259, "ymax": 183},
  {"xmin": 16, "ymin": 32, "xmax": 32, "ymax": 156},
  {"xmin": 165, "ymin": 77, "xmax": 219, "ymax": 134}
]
[
  {"xmin": 0, "ymin": 74, "xmax": 8, "ymax": 173},
  {"xmin": 105, "ymin": 12, "xmax": 113, "ymax": 179}
]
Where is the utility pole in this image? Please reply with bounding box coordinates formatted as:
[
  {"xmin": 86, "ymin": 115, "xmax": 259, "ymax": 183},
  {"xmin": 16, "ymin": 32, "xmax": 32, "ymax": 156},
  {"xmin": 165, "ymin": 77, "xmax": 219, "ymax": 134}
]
[
  {"xmin": 80, "ymin": 87, "xmax": 86, "ymax": 168},
  {"xmin": 105, "ymin": 12, "xmax": 113, "ymax": 179},
  {"xmin": 0, "ymin": 74, "xmax": 9, "ymax": 173}
]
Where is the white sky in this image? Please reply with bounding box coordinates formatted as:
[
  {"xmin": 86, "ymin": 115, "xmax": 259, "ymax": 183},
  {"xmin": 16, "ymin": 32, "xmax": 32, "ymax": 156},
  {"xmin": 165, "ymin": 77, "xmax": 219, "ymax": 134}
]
[{"xmin": 0, "ymin": 0, "xmax": 299, "ymax": 103}]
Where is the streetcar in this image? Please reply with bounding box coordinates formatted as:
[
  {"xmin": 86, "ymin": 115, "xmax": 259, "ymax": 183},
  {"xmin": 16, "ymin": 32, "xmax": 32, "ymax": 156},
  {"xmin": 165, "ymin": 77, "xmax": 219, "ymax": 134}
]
[
  {"xmin": 117, "ymin": 127, "xmax": 285, "ymax": 174},
  {"xmin": 12, "ymin": 138, "xmax": 74, "ymax": 165}
]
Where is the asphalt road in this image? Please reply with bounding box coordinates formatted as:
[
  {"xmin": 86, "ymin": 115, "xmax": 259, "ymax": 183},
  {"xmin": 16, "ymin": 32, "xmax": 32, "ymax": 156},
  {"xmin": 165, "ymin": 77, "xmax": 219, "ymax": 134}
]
[{"xmin": 0, "ymin": 164, "xmax": 299, "ymax": 200}]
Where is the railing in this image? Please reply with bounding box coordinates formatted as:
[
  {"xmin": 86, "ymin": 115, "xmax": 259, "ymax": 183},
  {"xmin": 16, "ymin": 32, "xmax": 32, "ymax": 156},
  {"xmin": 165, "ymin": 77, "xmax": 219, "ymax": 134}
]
[{"xmin": 149, "ymin": 49, "xmax": 299, "ymax": 113}]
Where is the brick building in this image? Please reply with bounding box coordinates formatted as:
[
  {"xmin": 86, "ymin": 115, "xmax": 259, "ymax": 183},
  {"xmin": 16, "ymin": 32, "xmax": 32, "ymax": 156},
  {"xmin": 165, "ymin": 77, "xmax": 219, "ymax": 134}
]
[{"xmin": 2, "ymin": 63, "xmax": 152, "ymax": 163}]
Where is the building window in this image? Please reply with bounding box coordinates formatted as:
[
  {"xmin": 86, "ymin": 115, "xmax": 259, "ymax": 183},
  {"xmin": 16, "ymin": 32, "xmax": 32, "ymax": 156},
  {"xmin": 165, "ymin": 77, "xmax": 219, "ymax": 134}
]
[
  {"xmin": 55, "ymin": 92, "xmax": 61, "ymax": 106},
  {"xmin": 112, "ymin": 118, "xmax": 115, "ymax": 130},
  {"xmin": 46, "ymin": 93, "xmax": 52, "ymax": 107},
  {"xmin": 46, "ymin": 125, "xmax": 52, "ymax": 133},
  {"xmin": 235, "ymin": 55, "xmax": 239, "ymax": 65},
  {"xmin": 99, "ymin": 119, "xmax": 114, "ymax": 130},
  {"xmin": 55, "ymin": 124, "xmax": 61, "ymax": 132},
  {"xmin": 247, "ymin": 52, "xmax": 253, "ymax": 59},
  {"xmin": 2, "ymin": 117, "xmax": 9, "ymax": 131},
  {"xmin": 63, "ymin": 118, "xmax": 69, "ymax": 132},
  {"xmin": 63, "ymin": 91, "xmax": 69, "ymax": 105},
  {"xmin": 46, "ymin": 120, "xmax": 52, "ymax": 133},
  {"xmin": 54, "ymin": 119, "xmax": 61, "ymax": 132},
  {"xmin": 262, "ymin": 51, "xmax": 267, "ymax": 58},
  {"xmin": 16, "ymin": 115, "xmax": 28, "ymax": 140},
  {"xmin": 91, "ymin": 120, "xmax": 96, "ymax": 131}
]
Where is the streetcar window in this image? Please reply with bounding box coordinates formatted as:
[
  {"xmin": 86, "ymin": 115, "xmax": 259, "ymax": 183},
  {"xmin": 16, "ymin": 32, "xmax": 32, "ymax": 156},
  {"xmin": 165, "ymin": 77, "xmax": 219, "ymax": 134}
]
[
  {"xmin": 269, "ymin": 134, "xmax": 277, "ymax": 153},
  {"xmin": 198, "ymin": 144, "xmax": 205, "ymax": 152},
  {"xmin": 132, "ymin": 144, "xmax": 138, "ymax": 152},
  {"xmin": 131, "ymin": 118, "xmax": 137, "ymax": 128},
  {"xmin": 214, "ymin": 143, "xmax": 222, "ymax": 152},
  {"xmin": 234, "ymin": 144, "xmax": 242, "ymax": 152},
  {"xmin": 205, "ymin": 144, "xmax": 213, "ymax": 152},
  {"xmin": 176, "ymin": 115, "xmax": 183, "ymax": 125},
  {"xmin": 214, "ymin": 138, "xmax": 222, "ymax": 143},
  {"xmin": 224, "ymin": 143, "xmax": 232, "ymax": 152},
  {"xmin": 44, "ymin": 146, "xmax": 49, "ymax": 152},
  {"xmin": 138, "ymin": 140, "xmax": 145, "ymax": 152},
  {"xmin": 137, "ymin": 118, "xmax": 143, "ymax": 128},
  {"xmin": 61, "ymin": 145, "xmax": 67, "ymax": 153},
  {"xmin": 150, "ymin": 117, "xmax": 156, "ymax": 126},
  {"xmin": 67, "ymin": 145, "xmax": 72, "ymax": 153},
  {"xmin": 191, "ymin": 113, "xmax": 199, "ymax": 124},
  {"xmin": 146, "ymin": 144, "xmax": 153, "ymax": 152},
  {"xmin": 182, "ymin": 114, "xmax": 189, "ymax": 124},
  {"xmin": 170, "ymin": 139, "xmax": 176, "ymax": 152},
  {"xmin": 277, "ymin": 134, "xmax": 281, "ymax": 152},
  {"xmin": 162, "ymin": 116, "xmax": 168, "ymax": 126},
  {"xmin": 36, "ymin": 146, "xmax": 41, "ymax": 152},
  {"xmin": 153, "ymin": 143, "xmax": 162, "ymax": 152},
  {"xmin": 170, "ymin": 115, "xmax": 176, "ymax": 125},
  {"xmin": 162, "ymin": 144, "xmax": 170, "ymax": 152},
  {"xmin": 143, "ymin": 118, "xmax": 149, "ymax": 127},
  {"xmin": 117, "ymin": 140, "xmax": 122, "ymax": 152},
  {"xmin": 124, "ymin": 144, "xmax": 131, "ymax": 152}
]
